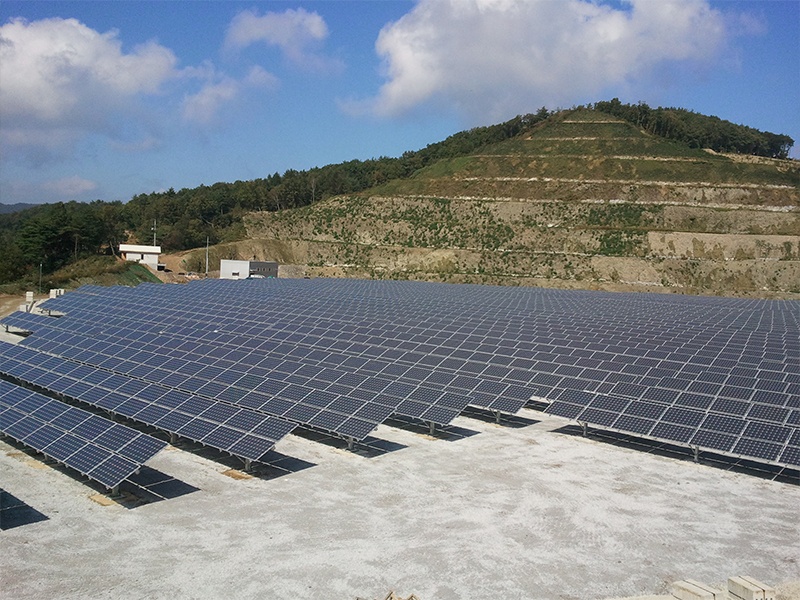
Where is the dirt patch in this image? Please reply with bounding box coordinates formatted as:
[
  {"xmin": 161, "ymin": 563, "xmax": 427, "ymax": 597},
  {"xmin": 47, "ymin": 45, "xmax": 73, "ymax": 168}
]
[
  {"xmin": 2, "ymin": 412, "xmax": 798, "ymax": 600},
  {"xmin": 88, "ymin": 494, "xmax": 117, "ymax": 507},
  {"xmin": 0, "ymin": 294, "xmax": 34, "ymax": 318},
  {"xmin": 221, "ymin": 469, "xmax": 253, "ymax": 480}
]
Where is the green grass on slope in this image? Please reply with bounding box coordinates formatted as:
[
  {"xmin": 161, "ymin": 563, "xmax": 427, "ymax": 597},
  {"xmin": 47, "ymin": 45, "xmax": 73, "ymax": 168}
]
[
  {"xmin": 384, "ymin": 110, "xmax": 800, "ymax": 188},
  {"xmin": 0, "ymin": 256, "xmax": 161, "ymax": 295}
]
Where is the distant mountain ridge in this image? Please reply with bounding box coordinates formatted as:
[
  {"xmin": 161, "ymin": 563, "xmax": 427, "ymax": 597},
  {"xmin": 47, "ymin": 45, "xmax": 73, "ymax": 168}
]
[{"xmin": 0, "ymin": 203, "xmax": 38, "ymax": 215}]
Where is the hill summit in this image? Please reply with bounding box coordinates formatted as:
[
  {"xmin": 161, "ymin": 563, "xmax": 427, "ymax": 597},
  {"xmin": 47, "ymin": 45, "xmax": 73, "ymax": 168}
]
[{"xmin": 200, "ymin": 108, "xmax": 798, "ymax": 296}]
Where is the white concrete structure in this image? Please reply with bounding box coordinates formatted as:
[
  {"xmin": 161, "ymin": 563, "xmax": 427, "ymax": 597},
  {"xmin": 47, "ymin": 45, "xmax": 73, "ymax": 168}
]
[
  {"xmin": 671, "ymin": 580, "xmax": 725, "ymax": 600},
  {"xmin": 220, "ymin": 259, "xmax": 278, "ymax": 280},
  {"xmin": 728, "ymin": 576, "xmax": 776, "ymax": 600},
  {"xmin": 119, "ymin": 244, "xmax": 161, "ymax": 270}
]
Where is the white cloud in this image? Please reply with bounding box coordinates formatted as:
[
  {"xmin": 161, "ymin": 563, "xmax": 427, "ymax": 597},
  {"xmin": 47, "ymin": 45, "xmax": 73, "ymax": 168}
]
[
  {"xmin": 359, "ymin": 0, "xmax": 730, "ymax": 120},
  {"xmin": 0, "ymin": 17, "xmax": 177, "ymax": 161},
  {"xmin": 181, "ymin": 65, "xmax": 279, "ymax": 125},
  {"xmin": 245, "ymin": 65, "xmax": 280, "ymax": 88},
  {"xmin": 182, "ymin": 77, "xmax": 240, "ymax": 125},
  {"xmin": 41, "ymin": 175, "xmax": 98, "ymax": 197},
  {"xmin": 0, "ymin": 175, "xmax": 100, "ymax": 204},
  {"xmin": 224, "ymin": 8, "xmax": 341, "ymax": 72}
]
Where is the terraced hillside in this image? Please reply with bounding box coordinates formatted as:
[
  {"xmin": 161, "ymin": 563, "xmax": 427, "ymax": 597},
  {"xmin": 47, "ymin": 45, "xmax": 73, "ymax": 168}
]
[{"xmin": 237, "ymin": 109, "xmax": 799, "ymax": 296}]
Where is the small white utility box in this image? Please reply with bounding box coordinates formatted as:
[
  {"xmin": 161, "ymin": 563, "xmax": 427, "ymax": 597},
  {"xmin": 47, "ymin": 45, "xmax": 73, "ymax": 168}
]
[
  {"xmin": 119, "ymin": 244, "xmax": 161, "ymax": 269},
  {"xmin": 220, "ymin": 259, "xmax": 278, "ymax": 280}
]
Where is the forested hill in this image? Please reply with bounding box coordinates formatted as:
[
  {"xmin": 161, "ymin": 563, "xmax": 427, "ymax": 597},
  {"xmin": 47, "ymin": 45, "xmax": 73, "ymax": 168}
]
[
  {"xmin": 593, "ymin": 99, "xmax": 794, "ymax": 158},
  {"xmin": 0, "ymin": 100, "xmax": 795, "ymax": 288}
]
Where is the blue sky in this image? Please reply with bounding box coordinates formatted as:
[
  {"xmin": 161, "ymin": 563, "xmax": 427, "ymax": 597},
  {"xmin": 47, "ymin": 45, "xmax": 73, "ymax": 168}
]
[{"xmin": 1, "ymin": 0, "xmax": 798, "ymax": 205}]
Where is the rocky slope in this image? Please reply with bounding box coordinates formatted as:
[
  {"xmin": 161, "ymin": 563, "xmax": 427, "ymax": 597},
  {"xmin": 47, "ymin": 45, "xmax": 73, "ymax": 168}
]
[{"xmin": 203, "ymin": 109, "xmax": 800, "ymax": 297}]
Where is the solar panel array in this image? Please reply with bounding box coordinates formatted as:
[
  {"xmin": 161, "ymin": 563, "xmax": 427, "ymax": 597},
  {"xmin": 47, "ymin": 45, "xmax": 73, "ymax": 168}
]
[
  {"xmin": 33, "ymin": 286, "xmax": 531, "ymax": 421},
  {"xmin": 2, "ymin": 316, "xmax": 407, "ymax": 440},
  {"xmin": 0, "ymin": 341, "xmax": 296, "ymax": 463},
  {"xmin": 3, "ymin": 278, "xmax": 799, "ymax": 470},
  {"xmin": 0, "ymin": 379, "xmax": 166, "ymax": 488}
]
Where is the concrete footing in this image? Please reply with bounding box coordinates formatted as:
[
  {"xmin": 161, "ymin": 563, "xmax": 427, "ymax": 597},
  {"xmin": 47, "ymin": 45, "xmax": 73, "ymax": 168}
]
[
  {"xmin": 728, "ymin": 576, "xmax": 775, "ymax": 600},
  {"xmin": 670, "ymin": 579, "xmax": 724, "ymax": 600}
]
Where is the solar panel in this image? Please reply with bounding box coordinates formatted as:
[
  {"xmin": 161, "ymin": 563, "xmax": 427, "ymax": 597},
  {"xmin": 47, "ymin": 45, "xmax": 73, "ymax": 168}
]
[
  {"xmin": 0, "ymin": 342, "xmax": 295, "ymax": 463},
  {"xmin": 0, "ymin": 379, "xmax": 165, "ymax": 489}
]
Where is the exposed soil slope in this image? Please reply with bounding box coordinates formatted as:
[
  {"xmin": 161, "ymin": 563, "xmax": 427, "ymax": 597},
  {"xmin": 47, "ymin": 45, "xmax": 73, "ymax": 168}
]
[{"xmin": 201, "ymin": 109, "xmax": 799, "ymax": 297}]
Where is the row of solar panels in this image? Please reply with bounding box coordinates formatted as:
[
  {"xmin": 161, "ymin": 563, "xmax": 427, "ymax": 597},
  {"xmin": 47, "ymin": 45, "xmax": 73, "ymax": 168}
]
[
  {"xmin": 34, "ymin": 282, "xmax": 798, "ymax": 421},
  {"xmin": 206, "ymin": 281, "xmax": 798, "ymax": 466},
  {"xmin": 53, "ymin": 280, "xmax": 799, "ymax": 380},
  {"xmin": 0, "ymin": 379, "xmax": 166, "ymax": 489},
  {"xmin": 52, "ymin": 279, "xmax": 800, "ymax": 347},
  {"xmin": 51, "ymin": 280, "xmax": 800, "ymax": 456},
  {"xmin": 148, "ymin": 278, "xmax": 798, "ymax": 334},
  {"xmin": 38, "ymin": 298, "xmax": 797, "ymax": 412},
  {"xmin": 0, "ymin": 341, "xmax": 298, "ymax": 464},
  {"xmin": 65, "ymin": 278, "xmax": 798, "ymax": 328},
  {"xmin": 4, "ymin": 314, "xmax": 481, "ymax": 433},
  {"xmin": 7, "ymin": 308, "xmax": 530, "ymax": 420},
  {"xmin": 8, "ymin": 278, "xmax": 800, "ymax": 471},
  {"xmin": 547, "ymin": 388, "xmax": 800, "ymax": 465}
]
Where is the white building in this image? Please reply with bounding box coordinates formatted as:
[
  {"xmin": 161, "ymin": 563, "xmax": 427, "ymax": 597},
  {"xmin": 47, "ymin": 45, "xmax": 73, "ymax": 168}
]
[
  {"xmin": 119, "ymin": 244, "xmax": 161, "ymax": 270},
  {"xmin": 220, "ymin": 259, "xmax": 278, "ymax": 280}
]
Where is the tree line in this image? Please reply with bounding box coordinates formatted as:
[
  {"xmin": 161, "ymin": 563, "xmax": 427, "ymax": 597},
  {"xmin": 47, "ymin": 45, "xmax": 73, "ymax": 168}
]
[
  {"xmin": 592, "ymin": 99, "xmax": 794, "ymax": 158},
  {"xmin": 0, "ymin": 101, "xmax": 793, "ymax": 286},
  {"xmin": 0, "ymin": 108, "xmax": 551, "ymax": 285}
]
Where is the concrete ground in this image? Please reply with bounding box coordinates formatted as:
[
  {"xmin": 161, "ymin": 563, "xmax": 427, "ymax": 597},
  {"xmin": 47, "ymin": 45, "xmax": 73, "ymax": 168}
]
[{"xmin": 1, "ymin": 407, "xmax": 798, "ymax": 600}]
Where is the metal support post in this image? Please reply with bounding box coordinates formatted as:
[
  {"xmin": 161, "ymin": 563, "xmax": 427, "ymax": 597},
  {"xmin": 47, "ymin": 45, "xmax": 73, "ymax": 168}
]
[
  {"xmin": 581, "ymin": 422, "xmax": 588, "ymax": 437},
  {"xmin": 346, "ymin": 437, "xmax": 355, "ymax": 451},
  {"xmin": 494, "ymin": 410, "xmax": 501, "ymax": 424},
  {"xmin": 692, "ymin": 446, "xmax": 699, "ymax": 463},
  {"xmin": 428, "ymin": 421, "xmax": 435, "ymax": 435},
  {"xmin": 243, "ymin": 458, "xmax": 252, "ymax": 472}
]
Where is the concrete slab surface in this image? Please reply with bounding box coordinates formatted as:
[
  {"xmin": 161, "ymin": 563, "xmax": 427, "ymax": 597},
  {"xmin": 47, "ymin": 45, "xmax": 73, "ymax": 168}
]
[{"xmin": 1, "ymin": 410, "xmax": 798, "ymax": 599}]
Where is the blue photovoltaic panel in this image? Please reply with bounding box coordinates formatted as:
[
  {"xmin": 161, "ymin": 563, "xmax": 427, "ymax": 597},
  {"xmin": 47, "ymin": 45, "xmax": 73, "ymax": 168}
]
[
  {"xmin": 0, "ymin": 342, "xmax": 296, "ymax": 462},
  {"xmin": 0, "ymin": 379, "xmax": 165, "ymax": 488},
  {"xmin": 4, "ymin": 277, "xmax": 798, "ymax": 469}
]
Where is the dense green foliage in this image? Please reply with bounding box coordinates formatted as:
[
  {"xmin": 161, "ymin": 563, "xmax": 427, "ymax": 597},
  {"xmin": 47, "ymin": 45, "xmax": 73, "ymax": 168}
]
[
  {"xmin": 0, "ymin": 200, "xmax": 126, "ymax": 285},
  {"xmin": 0, "ymin": 101, "xmax": 793, "ymax": 287},
  {"xmin": 593, "ymin": 99, "xmax": 794, "ymax": 158},
  {"xmin": 0, "ymin": 256, "xmax": 160, "ymax": 295}
]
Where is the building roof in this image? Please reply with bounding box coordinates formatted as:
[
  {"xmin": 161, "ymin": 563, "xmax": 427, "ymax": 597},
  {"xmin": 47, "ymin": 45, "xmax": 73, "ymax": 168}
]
[{"xmin": 119, "ymin": 244, "xmax": 161, "ymax": 253}]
